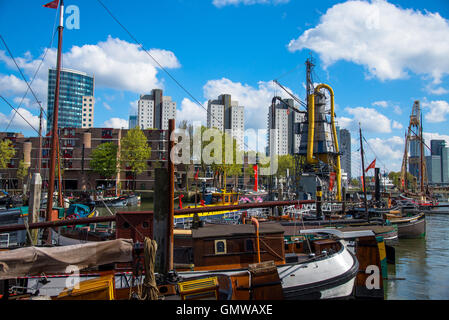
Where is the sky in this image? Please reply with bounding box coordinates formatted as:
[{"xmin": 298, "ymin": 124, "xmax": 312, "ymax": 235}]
[{"xmin": 1, "ymin": 0, "xmax": 449, "ymax": 176}]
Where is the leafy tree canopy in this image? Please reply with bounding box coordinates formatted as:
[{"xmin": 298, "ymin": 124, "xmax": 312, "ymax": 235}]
[
  {"xmin": 90, "ymin": 142, "xmax": 119, "ymax": 179},
  {"xmin": 0, "ymin": 140, "xmax": 16, "ymax": 169}
]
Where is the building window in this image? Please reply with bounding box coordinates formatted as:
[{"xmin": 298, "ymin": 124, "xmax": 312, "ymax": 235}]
[{"xmin": 102, "ymin": 129, "xmax": 113, "ymax": 138}]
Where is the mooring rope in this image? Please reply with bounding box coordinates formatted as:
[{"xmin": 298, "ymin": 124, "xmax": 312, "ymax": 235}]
[{"xmin": 140, "ymin": 237, "xmax": 159, "ymax": 300}]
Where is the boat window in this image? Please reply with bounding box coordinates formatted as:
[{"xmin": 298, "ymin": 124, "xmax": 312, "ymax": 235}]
[{"xmin": 214, "ymin": 240, "xmax": 227, "ymax": 255}]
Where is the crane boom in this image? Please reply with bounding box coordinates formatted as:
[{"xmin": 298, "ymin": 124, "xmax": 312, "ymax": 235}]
[{"xmin": 273, "ymin": 79, "xmax": 307, "ymax": 110}]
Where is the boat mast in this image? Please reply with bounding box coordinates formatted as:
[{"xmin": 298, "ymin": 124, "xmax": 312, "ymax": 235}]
[
  {"xmin": 46, "ymin": 0, "xmax": 64, "ymax": 221},
  {"xmin": 37, "ymin": 108, "xmax": 43, "ymax": 175},
  {"xmin": 359, "ymin": 124, "xmax": 369, "ymax": 221},
  {"xmin": 420, "ymin": 110, "xmax": 424, "ymax": 195}
]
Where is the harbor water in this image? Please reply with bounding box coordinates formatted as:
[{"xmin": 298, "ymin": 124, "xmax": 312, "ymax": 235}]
[{"xmin": 385, "ymin": 203, "xmax": 449, "ymax": 299}]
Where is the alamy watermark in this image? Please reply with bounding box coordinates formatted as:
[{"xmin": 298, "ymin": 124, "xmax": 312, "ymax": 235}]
[
  {"xmin": 64, "ymin": 265, "xmax": 80, "ymax": 290},
  {"xmin": 169, "ymin": 125, "xmax": 279, "ymax": 176},
  {"xmin": 65, "ymin": 5, "xmax": 80, "ymax": 30},
  {"xmin": 365, "ymin": 265, "xmax": 381, "ymax": 290}
]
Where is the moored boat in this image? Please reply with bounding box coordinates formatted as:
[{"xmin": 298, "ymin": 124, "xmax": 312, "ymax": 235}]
[
  {"xmin": 173, "ymin": 221, "xmax": 381, "ymax": 300},
  {"xmin": 385, "ymin": 211, "xmax": 426, "ymax": 238}
]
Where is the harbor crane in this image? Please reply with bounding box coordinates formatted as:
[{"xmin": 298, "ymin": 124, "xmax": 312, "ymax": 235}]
[{"xmin": 270, "ymin": 59, "xmax": 342, "ymax": 202}]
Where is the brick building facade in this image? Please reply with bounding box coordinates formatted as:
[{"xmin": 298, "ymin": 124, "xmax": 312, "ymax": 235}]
[{"xmin": 0, "ymin": 128, "xmax": 187, "ymax": 193}]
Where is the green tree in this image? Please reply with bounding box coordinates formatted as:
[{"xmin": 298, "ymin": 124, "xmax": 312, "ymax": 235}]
[
  {"xmin": 0, "ymin": 140, "xmax": 15, "ymax": 169},
  {"xmin": 350, "ymin": 178, "xmax": 360, "ymax": 187},
  {"xmin": 388, "ymin": 171, "xmax": 417, "ymax": 190},
  {"xmin": 178, "ymin": 120, "xmax": 194, "ymax": 193},
  {"xmin": 208, "ymin": 129, "xmax": 243, "ymax": 190},
  {"xmin": 16, "ymin": 160, "xmax": 30, "ymax": 186},
  {"xmin": 277, "ymin": 154, "xmax": 295, "ymax": 178},
  {"xmin": 90, "ymin": 142, "xmax": 119, "ymax": 179},
  {"xmin": 120, "ymin": 127, "xmax": 152, "ymax": 190}
]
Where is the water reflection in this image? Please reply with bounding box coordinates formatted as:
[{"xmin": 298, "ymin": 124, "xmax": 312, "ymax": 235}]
[{"xmin": 386, "ymin": 209, "xmax": 449, "ymax": 300}]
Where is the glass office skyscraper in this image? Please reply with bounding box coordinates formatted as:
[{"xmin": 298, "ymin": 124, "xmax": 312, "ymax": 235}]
[{"xmin": 47, "ymin": 68, "xmax": 94, "ymax": 132}]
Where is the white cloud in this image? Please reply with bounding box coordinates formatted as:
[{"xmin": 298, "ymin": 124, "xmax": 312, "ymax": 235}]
[
  {"xmin": 0, "ymin": 108, "xmax": 46, "ymax": 132},
  {"xmin": 288, "ymin": 0, "xmax": 449, "ymax": 84},
  {"xmin": 212, "ymin": 0, "xmax": 289, "ymax": 8},
  {"xmin": 422, "ymin": 100, "xmax": 449, "ymax": 123},
  {"xmin": 372, "ymin": 101, "xmax": 388, "ymax": 108},
  {"xmin": 425, "ymin": 84, "xmax": 449, "ymax": 95},
  {"xmin": 0, "ymin": 36, "xmax": 181, "ymax": 100},
  {"xmin": 103, "ymin": 118, "xmax": 128, "ymax": 129},
  {"xmin": 336, "ymin": 107, "xmax": 392, "ymax": 133},
  {"xmin": 103, "ymin": 102, "xmax": 112, "ymax": 111},
  {"xmin": 365, "ymin": 136, "xmax": 404, "ymax": 171},
  {"xmin": 203, "ymin": 78, "xmax": 298, "ymax": 131},
  {"xmin": 392, "ymin": 120, "xmax": 403, "ymax": 130},
  {"xmin": 177, "ymin": 98, "xmax": 207, "ymax": 125},
  {"xmin": 0, "ymin": 74, "xmax": 28, "ymax": 96},
  {"xmin": 393, "ymin": 105, "xmax": 402, "ymax": 115},
  {"xmin": 423, "ymin": 132, "xmax": 449, "ymax": 148},
  {"xmin": 372, "ymin": 100, "xmax": 402, "ymax": 114},
  {"xmin": 12, "ymin": 96, "xmax": 33, "ymax": 109},
  {"xmin": 336, "ymin": 116, "xmax": 353, "ymax": 129}
]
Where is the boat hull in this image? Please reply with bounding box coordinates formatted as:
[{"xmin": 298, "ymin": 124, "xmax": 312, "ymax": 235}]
[
  {"xmin": 389, "ymin": 213, "xmax": 426, "ymax": 239},
  {"xmin": 178, "ymin": 240, "xmax": 358, "ymax": 300}
]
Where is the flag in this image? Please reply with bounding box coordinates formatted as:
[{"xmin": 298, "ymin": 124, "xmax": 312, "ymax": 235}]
[
  {"xmin": 43, "ymin": 0, "xmax": 59, "ymax": 9},
  {"xmin": 179, "ymin": 194, "xmax": 184, "ymax": 209},
  {"xmin": 365, "ymin": 159, "xmax": 376, "ymax": 172},
  {"xmin": 194, "ymin": 168, "xmax": 199, "ymax": 180}
]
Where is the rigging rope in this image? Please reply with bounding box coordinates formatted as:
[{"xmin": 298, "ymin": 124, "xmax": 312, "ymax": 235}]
[{"xmin": 0, "ymin": 28, "xmax": 56, "ymax": 131}]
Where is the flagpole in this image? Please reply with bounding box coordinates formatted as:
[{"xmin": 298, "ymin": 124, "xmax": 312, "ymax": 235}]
[{"xmin": 46, "ymin": 0, "xmax": 64, "ymax": 225}]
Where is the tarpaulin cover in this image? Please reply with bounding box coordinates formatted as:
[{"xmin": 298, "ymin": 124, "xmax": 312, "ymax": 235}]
[{"xmin": 0, "ymin": 239, "xmax": 133, "ymax": 280}]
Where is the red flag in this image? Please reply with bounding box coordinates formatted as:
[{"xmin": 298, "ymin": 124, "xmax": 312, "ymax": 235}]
[
  {"xmin": 253, "ymin": 165, "xmax": 258, "ymax": 192},
  {"xmin": 194, "ymin": 168, "xmax": 199, "ymax": 180},
  {"xmin": 365, "ymin": 159, "xmax": 376, "ymax": 172},
  {"xmin": 179, "ymin": 194, "xmax": 184, "ymax": 209},
  {"xmin": 43, "ymin": 0, "xmax": 59, "ymax": 9}
]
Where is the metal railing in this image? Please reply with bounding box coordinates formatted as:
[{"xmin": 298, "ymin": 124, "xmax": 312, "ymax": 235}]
[{"xmin": 0, "ymin": 200, "xmax": 316, "ymax": 233}]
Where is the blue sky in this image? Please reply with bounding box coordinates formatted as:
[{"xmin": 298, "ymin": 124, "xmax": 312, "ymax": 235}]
[{"xmin": 1, "ymin": 0, "xmax": 449, "ymax": 174}]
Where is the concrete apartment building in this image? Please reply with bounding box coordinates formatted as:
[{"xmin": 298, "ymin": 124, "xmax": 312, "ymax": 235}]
[
  {"xmin": 207, "ymin": 94, "xmax": 245, "ymax": 150},
  {"xmin": 138, "ymin": 89, "xmax": 177, "ymax": 130},
  {"xmin": 0, "ymin": 128, "xmax": 188, "ymax": 193},
  {"xmin": 267, "ymin": 98, "xmax": 303, "ymax": 156},
  {"xmin": 81, "ymin": 96, "xmax": 95, "ymax": 128}
]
